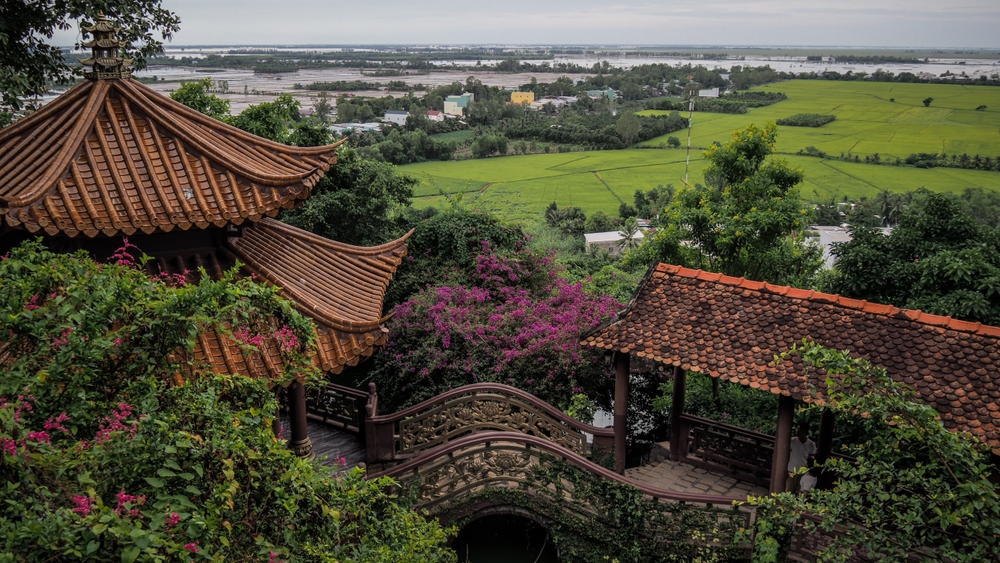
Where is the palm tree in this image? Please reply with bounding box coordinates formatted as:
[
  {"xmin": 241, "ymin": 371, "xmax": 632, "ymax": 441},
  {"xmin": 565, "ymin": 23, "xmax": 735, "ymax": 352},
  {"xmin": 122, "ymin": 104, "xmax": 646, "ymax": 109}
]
[{"xmin": 617, "ymin": 217, "xmax": 641, "ymax": 253}]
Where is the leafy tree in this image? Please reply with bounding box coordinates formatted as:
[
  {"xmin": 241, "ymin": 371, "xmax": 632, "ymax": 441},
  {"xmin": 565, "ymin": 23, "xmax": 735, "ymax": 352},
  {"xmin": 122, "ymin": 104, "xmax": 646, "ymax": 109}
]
[
  {"xmin": 666, "ymin": 135, "xmax": 681, "ymax": 148},
  {"xmin": 279, "ymin": 146, "xmax": 415, "ymax": 247},
  {"xmin": 1, "ymin": 2, "xmax": 180, "ymax": 116},
  {"xmin": 313, "ymin": 91, "xmax": 333, "ymax": 122},
  {"xmin": 228, "ymin": 94, "xmax": 301, "ymax": 143},
  {"xmin": 749, "ymin": 341, "xmax": 1000, "ymax": 563},
  {"xmin": 922, "ymin": 96, "xmax": 934, "ymax": 107},
  {"xmin": 0, "ymin": 241, "xmax": 455, "ymax": 562},
  {"xmin": 615, "ymin": 112, "xmax": 641, "ymax": 145},
  {"xmin": 584, "ymin": 210, "xmax": 618, "ymax": 233},
  {"xmin": 544, "ymin": 202, "xmax": 587, "ymax": 236},
  {"xmin": 627, "ymin": 123, "xmax": 823, "ymax": 286},
  {"xmin": 169, "ymin": 78, "xmax": 230, "ymax": 120},
  {"xmin": 823, "ymin": 193, "xmax": 1000, "ymax": 324}
]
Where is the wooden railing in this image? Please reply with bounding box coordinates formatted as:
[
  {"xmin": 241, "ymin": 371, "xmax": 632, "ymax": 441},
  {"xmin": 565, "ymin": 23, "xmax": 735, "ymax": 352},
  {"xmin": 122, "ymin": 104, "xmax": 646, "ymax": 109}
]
[
  {"xmin": 676, "ymin": 413, "xmax": 776, "ymax": 487},
  {"xmin": 364, "ymin": 383, "xmax": 615, "ymax": 465},
  {"xmin": 304, "ymin": 382, "xmax": 369, "ymax": 434}
]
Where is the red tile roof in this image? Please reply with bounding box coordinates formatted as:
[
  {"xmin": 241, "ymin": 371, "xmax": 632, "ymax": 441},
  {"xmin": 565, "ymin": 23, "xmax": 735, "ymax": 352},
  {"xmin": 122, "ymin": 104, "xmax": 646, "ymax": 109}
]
[
  {"xmin": 581, "ymin": 263, "xmax": 1000, "ymax": 453},
  {"xmin": 0, "ymin": 79, "xmax": 343, "ymax": 238}
]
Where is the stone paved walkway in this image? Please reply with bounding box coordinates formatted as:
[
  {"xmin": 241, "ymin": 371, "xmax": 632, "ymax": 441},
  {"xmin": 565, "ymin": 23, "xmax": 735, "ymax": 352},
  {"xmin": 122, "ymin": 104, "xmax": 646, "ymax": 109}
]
[{"xmin": 625, "ymin": 445, "xmax": 768, "ymax": 499}]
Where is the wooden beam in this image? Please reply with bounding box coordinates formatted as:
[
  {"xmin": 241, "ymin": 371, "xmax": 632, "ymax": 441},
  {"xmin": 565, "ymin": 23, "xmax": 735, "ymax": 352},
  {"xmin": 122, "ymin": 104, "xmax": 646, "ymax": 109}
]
[
  {"xmin": 670, "ymin": 366, "xmax": 688, "ymax": 462},
  {"xmin": 614, "ymin": 351, "xmax": 630, "ymax": 474},
  {"xmin": 287, "ymin": 382, "xmax": 314, "ymax": 459},
  {"xmin": 769, "ymin": 394, "xmax": 795, "ymax": 493}
]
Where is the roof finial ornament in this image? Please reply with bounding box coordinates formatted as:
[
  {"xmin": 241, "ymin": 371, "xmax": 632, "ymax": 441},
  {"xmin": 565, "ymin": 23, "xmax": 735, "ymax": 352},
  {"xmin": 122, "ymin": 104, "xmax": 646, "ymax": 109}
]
[{"xmin": 80, "ymin": 13, "xmax": 133, "ymax": 80}]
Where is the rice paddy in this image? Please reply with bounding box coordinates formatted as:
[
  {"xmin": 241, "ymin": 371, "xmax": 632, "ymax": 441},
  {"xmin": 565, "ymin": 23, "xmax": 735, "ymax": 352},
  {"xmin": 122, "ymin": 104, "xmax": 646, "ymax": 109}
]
[{"xmin": 400, "ymin": 80, "xmax": 1000, "ymax": 224}]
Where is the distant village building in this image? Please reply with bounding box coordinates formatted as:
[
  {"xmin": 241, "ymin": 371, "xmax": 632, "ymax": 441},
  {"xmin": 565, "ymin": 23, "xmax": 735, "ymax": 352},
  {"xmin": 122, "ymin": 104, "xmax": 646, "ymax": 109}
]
[
  {"xmin": 382, "ymin": 110, "xmax": 409, "ymax": 126},
  {"xmin": 510, "ymin": 91, "xmax": 535, "ymax": 105},
  {"xmin": 444, "ymin": 93, "xmax": 474, "ymax": 116},
  {"xmin": 586, "ymin": 88, "xmax": 616, "ymax": 100},
  {"xmin": 698, "ymin": 87, "xmax": 720, "ymax": 98},
  {"xmin": 584, "ymin": 230, "xmax": 646, "ymax": 256},
  {"xmin": 330, "ymin": 122, "xmax": 382, "ymax": 135},
  {"xmin": 425, "ymin": 110, "xmax": 444, "ymax": 122},
  {"xmin": 529, "ymin": 96, "xmax": 577, "ymax": 110}
]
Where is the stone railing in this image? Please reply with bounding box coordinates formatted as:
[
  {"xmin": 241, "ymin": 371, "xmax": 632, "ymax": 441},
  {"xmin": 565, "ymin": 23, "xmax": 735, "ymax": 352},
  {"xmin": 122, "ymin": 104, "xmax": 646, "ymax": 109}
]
[
  {"xmin": 370, "ymin": 431, "xmax": 752, "ymax": 560},
  {"xmin": 364, "ymin": 383, "xmax": 615, "ymax": 465}
]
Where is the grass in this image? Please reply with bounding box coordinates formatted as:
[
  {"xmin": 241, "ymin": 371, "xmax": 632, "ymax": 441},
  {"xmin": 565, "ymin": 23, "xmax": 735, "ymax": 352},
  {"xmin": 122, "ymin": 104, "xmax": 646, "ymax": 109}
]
[{"xmin": 400, "ymin": 81, "xmax": 1000, "ymax": 224}]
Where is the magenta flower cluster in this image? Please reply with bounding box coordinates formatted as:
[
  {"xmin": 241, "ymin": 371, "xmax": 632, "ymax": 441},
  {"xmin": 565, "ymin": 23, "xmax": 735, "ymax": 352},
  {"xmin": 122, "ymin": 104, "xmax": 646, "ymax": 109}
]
[
  {"xmin": 93, "ymin": 403, "xmax": 138, "ymax": 445},
  {"xmin": 115, "ymin": 488, "xmax": 146, "ymax": 518},
  {"xmin": 380, "ymin": 242, "xmax": 620, "ymax": 407}
]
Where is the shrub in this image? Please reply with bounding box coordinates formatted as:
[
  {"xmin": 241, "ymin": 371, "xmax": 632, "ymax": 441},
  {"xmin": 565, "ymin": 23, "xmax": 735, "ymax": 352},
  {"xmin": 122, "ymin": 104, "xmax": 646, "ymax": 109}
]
[
  {"xmin": 0, "ymin": 241, "xmax": 456, "ymax": 562},
  {"xmin": 776, "ymin": 114, "xmax": 836, "ymax": 127},
  {"xmin": 370, "ymin": 242, "xmax": 620, "ymax": 412}
]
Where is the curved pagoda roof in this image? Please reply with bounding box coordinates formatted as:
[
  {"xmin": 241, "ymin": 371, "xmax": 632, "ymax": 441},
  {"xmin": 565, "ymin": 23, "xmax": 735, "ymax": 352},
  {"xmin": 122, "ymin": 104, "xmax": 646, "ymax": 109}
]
[
  {"xmin": 169, "ymin": 219, "xmax": 412, "ymax": 379},
  {"xmin": 582, "ymin": 263, "xmax": 1000, "ymax": 454},
  {"xmin": 0, "ymin": 78, "xmax": 343, "ymax": 238}
]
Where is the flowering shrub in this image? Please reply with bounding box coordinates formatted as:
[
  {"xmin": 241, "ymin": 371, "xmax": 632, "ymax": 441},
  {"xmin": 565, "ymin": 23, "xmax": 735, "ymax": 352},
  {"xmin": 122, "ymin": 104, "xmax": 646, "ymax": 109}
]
[
  {"xmin": 371, "ymin": 241, "xmax": 620, "ymax": 412},
  {"xmin": 0, "ymin": 241, "xmax": 454, "ymax": 562}
]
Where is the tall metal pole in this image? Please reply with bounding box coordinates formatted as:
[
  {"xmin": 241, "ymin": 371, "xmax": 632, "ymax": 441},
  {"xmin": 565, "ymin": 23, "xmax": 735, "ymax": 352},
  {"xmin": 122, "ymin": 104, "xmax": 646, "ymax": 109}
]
[{"xmin": 684, "ymin": 96, "xmax": 695, "ymax": 185}]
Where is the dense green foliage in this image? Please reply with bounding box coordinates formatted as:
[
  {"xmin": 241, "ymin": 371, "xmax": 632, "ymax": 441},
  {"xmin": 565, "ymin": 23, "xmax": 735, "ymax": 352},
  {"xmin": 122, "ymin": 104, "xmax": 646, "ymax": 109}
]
[
  {"xmin": 627, "ymin": 123, "xmax": 823, "ymax": 286},
  {"xmin": 0, "ymin": 242, "xmax": 454, "ymax": 562},
  {"xmin": 653, "ymin": 372, "xmax": 779, "ymax": 435},
  {"xmin": 749, "ymin": 342, "xmax": 1000, "ymax": 563},
  {"xmin": 280, "ymin": 147, "xmax": 416, "ymax": 247},
  {"xmin": 823, "ymin": 193, "xmax": 1000, "ymax": 324},
  {"xmin": 775, "ymin": 114, "xmax": 836, "ymax": 127},
  {"xmin": 0, "ymin": 2, "xmax": 179, "ymax": 115}
]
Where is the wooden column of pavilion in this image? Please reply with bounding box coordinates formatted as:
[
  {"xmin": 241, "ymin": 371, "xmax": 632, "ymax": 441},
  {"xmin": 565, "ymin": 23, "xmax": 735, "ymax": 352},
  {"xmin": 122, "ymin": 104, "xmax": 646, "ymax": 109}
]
[
  {"xmin": 582, "ymin": 263, "xmax": 1000, "ymax": 489},
  {"xmin": 0, "ymin": 15, "xmax": 410, "ymax": 459}
]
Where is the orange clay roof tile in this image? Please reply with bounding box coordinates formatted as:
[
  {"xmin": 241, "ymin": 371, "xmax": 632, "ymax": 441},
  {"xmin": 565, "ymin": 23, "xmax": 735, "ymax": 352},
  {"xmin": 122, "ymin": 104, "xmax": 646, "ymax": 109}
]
[
  {"xmin": 582, "ymin": 263, "xmax": 1000, "ymax": 454},
  {"xmin": 0, "ymin": 79, "xmax": 344, "ymax": 238}
]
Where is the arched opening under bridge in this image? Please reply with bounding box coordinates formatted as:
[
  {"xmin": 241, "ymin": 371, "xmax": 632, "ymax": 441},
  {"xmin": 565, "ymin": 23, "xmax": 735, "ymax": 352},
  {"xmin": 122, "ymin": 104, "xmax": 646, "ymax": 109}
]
[{"xmin": 452, "ymin": 511, "xmax": 559, "ymax": 563}]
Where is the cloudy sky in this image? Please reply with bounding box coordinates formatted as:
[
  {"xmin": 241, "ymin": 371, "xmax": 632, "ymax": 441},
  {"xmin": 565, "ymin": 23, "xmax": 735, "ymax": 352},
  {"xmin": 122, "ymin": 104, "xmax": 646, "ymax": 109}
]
[{"xmin": 53, "ymin": 0, "xmax": 1000, "ymax": 48}]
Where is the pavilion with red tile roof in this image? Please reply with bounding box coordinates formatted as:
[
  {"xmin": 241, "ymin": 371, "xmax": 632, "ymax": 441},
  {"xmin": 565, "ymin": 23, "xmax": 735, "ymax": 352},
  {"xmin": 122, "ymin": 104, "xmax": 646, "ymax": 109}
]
[
  {"xmin": 582, "ymin": 263, "xmax": 1000, "ymax": 490},
  {"xmin": 0, "ymin": 15, "xmax": 409, "ymax": 459}
]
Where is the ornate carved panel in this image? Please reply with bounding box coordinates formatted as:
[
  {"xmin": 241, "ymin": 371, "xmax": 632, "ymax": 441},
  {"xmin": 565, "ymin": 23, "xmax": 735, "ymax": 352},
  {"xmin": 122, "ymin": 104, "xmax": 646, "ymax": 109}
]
[
  {"xmin": 305, "ymin": 384, "xmax": 365, "ymax": 431},
  {"xmin": 396, "ymin": 392, "xmax": 587, "ymax": 456}
]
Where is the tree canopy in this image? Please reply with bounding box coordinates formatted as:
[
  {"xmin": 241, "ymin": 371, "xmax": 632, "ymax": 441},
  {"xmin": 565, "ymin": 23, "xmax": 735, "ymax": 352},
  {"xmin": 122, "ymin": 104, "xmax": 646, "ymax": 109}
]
[
  {"xmin": 823, "ymin": 193, "xmax": 1000, "ymax": 325},
  {"xmin": 626, "ymin": 123, "xmax": 822, "ymax": 287},
  {"xmin": 1, "ymin": 2, "xmax": 180, "ymax": 115}
]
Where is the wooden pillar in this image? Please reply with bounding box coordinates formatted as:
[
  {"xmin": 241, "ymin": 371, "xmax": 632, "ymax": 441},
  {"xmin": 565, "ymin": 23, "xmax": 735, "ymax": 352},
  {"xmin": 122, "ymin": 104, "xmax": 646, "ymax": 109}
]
[
  {"xmin": 614, "ymin": 351, "xmax": 630, "ymax": 474},
  {"xmin": 816, "ymin": 408, "xmax": 835, "ymax": 464},
  {"xmin": 287, "ymin": 382, "xmax": 314, "ymax": 459},
  {"xmin": 669, "ymin": 366, "xmax": 688, "ymax": 462},
  {"xmin": 769, "ymin": 394, "xmax": 795, "ymax": 493},
  {"xmin": 816, "ymin": 408, "xmax": 836, "ymax": 489}
]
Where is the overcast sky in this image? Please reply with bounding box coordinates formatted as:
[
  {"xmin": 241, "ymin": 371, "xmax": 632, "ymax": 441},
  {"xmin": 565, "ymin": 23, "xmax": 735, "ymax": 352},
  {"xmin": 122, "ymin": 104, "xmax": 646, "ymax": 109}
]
[{"xmin": 52, "ymin": 0, "xmax": 1000, "ymax": 48}]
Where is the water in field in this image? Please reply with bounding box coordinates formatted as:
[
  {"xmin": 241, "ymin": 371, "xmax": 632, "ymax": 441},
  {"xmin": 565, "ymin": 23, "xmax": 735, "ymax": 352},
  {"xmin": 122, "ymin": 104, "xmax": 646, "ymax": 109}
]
[{"xmin": 452, "ymin": 515, "xmax": 560, "ymax": 563}]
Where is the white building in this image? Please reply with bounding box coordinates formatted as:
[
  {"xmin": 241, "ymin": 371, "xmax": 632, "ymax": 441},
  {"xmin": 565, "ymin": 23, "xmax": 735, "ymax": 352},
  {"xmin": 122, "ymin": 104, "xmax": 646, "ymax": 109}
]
[
  {"xmin": 330, "ymin": 122, "xmax": 382, "ymax": 135},
  {"xmin": 383, "ymin": 110, "xmax": 409, "ymax": 126},
  {"xmin": 698, "ymin": 87, "xmax": 720, "ymax": 98},
  {"xmin": 584, "ymin": 230, "xmax": 646, "ymax": 256}
]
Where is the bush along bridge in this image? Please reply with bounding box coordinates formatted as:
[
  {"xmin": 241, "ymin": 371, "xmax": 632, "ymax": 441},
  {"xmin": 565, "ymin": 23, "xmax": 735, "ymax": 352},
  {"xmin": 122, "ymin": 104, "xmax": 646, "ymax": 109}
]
[{"xmin": 293, "ymin": 381, "xmax": 754, "ymax": 562}]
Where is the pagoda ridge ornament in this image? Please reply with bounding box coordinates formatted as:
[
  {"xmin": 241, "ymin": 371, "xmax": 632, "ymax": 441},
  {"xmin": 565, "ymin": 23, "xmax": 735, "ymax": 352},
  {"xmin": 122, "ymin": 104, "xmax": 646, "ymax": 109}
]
[{"xmin": 79, "ymin": 14, "xmax": 134, "ymax": 80}]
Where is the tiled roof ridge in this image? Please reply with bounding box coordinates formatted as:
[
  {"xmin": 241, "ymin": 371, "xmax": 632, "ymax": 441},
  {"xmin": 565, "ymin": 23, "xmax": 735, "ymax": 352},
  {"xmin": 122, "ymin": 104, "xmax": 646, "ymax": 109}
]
[
  {"xmin": 0, "ymin": 79, "xmax": 347, "ymax": 238},
  {"xmin": 255, "ymin": 217, "xmax": 414, "ymax": 256},
  {"xmin": 655, "ymin": 263, "xmax": 1000, "ymax": 339},
  {"xmin": 223, "ymin": 220, "xmax": 411, "ymax": 333},
  {"xmin": 116, "ymin": 79, "xmax": 347, "ymax": 159}
]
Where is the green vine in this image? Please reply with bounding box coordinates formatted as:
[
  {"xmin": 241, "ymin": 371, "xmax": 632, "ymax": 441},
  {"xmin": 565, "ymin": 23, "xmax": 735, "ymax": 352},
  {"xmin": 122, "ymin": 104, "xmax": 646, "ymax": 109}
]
[{"xmin": 399, "ymin": 452, "xmax": 750, "ymax": 563}]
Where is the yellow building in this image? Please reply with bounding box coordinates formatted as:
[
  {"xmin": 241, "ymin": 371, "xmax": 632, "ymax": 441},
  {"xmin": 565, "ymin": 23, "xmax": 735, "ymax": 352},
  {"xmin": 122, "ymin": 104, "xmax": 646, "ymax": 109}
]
[{"xmin": 510, "ymin": 91, "xmax": 535, "ymax": 105}]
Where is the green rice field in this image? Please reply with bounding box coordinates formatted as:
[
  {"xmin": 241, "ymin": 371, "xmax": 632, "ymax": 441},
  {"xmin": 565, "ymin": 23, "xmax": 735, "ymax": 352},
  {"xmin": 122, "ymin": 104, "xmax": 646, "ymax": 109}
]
[{"xmin": 401, "ymin": 81, "xmax": 1000, "ymax": 224}]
